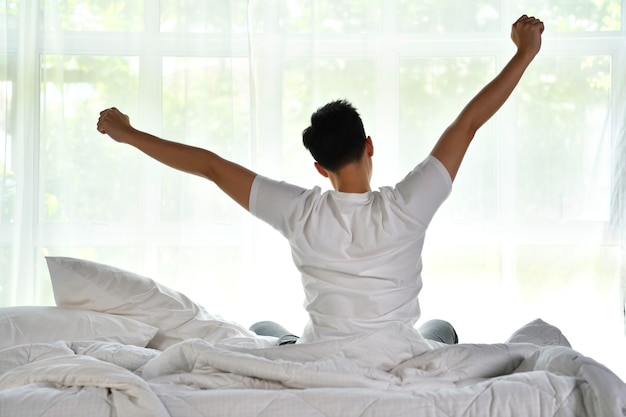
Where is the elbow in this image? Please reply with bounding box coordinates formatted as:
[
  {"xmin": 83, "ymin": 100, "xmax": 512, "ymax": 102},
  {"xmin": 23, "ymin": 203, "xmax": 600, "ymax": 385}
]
[
  {"xmin": 467, "ymin": 126, "xmax": 478, "ymax": 142},
  {"xmin": 449, "ymin": 119, "xmax": 478, "ymax": 143},
  {"xmin": 454, "ymin": 107, "xmax": 484, "ymax": 140},
  {"xmin": 199, "ymin": 164, "xmax": 217, "ymax": 183},
  {"xmin": 460, "ymin": 116, "xmax": 480, "ymax": 140},
  {"xmin": 192, "ymin": 152, "xmax": 219, "ymax": 182}
]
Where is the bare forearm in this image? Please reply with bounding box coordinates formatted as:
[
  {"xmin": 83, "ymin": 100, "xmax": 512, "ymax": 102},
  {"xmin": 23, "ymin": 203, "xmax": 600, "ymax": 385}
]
[
  {"xmin": 460, "ymin": 50, "xmax": 535, "ymax": 133},
  {"xmin": 121, "ymin": 128, "xmax": 218, "ymax": 179}
]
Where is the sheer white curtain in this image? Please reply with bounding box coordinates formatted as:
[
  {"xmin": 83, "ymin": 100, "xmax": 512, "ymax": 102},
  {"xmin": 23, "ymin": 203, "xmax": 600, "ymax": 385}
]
[{"xmin": 1, "ymin": 0, "xmax": 624, "ymax": 378}]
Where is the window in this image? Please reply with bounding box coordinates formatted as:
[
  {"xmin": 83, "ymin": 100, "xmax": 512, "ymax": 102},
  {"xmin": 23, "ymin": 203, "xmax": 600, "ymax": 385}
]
[{"xmin": 1, "ymin": 0, "xmax": 625, "ymax": 379}]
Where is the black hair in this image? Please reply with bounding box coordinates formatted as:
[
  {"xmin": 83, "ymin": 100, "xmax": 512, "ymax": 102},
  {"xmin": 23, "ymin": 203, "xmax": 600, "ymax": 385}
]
[{"xmin": 302, "ymin": 99, "xmax": 367, "ymax": 172}]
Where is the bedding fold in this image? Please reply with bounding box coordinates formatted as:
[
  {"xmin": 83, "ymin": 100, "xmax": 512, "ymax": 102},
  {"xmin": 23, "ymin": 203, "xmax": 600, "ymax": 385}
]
[{"xmin": 0, "ymin": 342, "xmax": 168, "ymax": 417}]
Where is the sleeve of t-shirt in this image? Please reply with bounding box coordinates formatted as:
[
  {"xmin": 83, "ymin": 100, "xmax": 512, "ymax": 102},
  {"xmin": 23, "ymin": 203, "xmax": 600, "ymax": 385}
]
[
  {"xmin": 393, "ymin": 155, "xmax": 453, "ymax": 226},
  {"xmin": 249, "ymin": 175, "xmax": 315, "ymax": 238}
]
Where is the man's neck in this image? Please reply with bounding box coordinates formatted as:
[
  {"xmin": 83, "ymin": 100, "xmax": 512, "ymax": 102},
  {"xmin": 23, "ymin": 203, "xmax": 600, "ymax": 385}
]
[{"xmin": 328, "ymin": 164, "xmax": 371, "ymax": 193}]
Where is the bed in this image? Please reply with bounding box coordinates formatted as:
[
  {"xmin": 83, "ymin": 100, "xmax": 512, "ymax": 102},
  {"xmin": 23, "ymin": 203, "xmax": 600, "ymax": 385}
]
[{"xmin": 1, "ymin": 256, "xmax": 625, "ymax": 417}]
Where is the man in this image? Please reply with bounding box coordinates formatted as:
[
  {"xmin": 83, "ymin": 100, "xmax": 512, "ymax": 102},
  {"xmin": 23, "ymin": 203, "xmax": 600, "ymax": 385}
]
[{"xmin": 97, "ymin": 15, "xmax": 544, "ymax": 345}]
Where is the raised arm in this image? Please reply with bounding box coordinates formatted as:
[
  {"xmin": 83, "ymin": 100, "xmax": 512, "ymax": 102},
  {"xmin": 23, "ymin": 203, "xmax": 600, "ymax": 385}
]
[
  {"xmin": 97, "ymin": 108, "xmax": 257, "ymax": 210},
  {"xmin": 430, "ymin": 15, "xmax": 544, "ymax": 181}
]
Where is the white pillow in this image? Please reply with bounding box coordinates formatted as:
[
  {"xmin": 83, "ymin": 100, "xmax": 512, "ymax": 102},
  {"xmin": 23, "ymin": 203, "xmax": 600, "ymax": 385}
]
[
  {"xmin": 46, "ymin": 256, "xmax": 256, "ymax": 350},
  {"xmin": 0, "ymin": 306, "xmax": 158, "ymax": 349}
]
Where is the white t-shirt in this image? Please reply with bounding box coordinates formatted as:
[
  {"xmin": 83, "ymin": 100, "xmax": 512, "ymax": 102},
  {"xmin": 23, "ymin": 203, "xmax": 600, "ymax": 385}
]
[{"xmin": 249, "ymin": 155, "xmax": 452, "ymax": 342}]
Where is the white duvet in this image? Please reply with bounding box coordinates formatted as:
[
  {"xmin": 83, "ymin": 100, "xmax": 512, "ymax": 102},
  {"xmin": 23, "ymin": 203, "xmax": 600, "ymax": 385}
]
[{"xmin": 1, "ymin": 320, "xmax": 625, "ymax": 417}]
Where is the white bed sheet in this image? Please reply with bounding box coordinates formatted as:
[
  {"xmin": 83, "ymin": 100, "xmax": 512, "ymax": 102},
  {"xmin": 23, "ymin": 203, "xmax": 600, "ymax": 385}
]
[{"xmin": 0, "ymin": 320, "xmax": 625, "ymax": 417}]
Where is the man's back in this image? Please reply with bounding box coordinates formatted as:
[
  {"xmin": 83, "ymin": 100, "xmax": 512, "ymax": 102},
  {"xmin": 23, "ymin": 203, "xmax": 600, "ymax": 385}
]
[{"xmin": 250, "ymin": 155, "xmax": 451, "ymax": 342}]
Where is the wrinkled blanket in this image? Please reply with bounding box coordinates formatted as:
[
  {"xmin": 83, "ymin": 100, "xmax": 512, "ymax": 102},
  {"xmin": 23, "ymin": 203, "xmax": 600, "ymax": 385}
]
[{"xmin": 1, "ymin": 321, "xmax": 625, "ymax": 417}]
